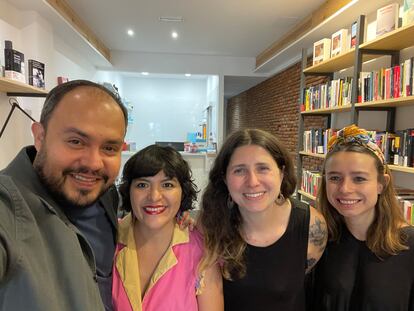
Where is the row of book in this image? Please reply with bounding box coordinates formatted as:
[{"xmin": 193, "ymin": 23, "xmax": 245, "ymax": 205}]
[
  {"xmin": 302, "ymin": 128, "xmax": 336, "ymax": 155},
  {"xmin": 397, "ymin": 188, "xmax": 414, "ymax": 225},
  {"xmin": 301, "ymin": 169, "xmax": 322, "ymax": 198},
  {"xmin": 359, "ymin": 59, "xmax": 414, "ymax": 103},
  {"xmin": 302, "ymin": 78, "xmax": 353, "ymax": 111},
  {"xmin": 302, "ymin": 128, "xmax": 414, "ymax": 168}
]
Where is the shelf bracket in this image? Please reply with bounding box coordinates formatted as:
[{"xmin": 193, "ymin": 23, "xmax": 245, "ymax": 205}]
[{"xmin": 6, "ymin": 92, "xmax": 47, "ymax": 98}]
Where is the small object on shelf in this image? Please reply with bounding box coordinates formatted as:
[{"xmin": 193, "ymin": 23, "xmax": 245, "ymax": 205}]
[
  {"xmin": 313, "ymin": 38, "xmax": 331, "ymax": 66},
  {"xmin": 57, "ymin": 76, "xmax": 69, "ymax": 85},
  {"xmin": 331, "ymin": 29, "xmax": 348, "ymax": 58},
  {"xmin": 403, "ymin": 0, "xmax": 414, "ymax": 26},
  {"xmin": 376, "ymin": 3, "xmax": 400, "ymax": 37},
  {"xmin": 28, "ymin": 59, "xmax": 45, "ymax": 89},
  {"xmin": 350, "ymin": 21, "xmax": 357, "ymax": 49},
  {"xmin": 4, "ymin": 40, "xmax": 26, "ymax": 83}
]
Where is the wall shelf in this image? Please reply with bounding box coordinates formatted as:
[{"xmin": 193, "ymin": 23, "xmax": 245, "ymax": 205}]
[
  {"xmin": 0, "ymin": 77, "xmax": 48, "ymax": 97},
  {"xmin": 301, "ymin": 104, "xmax": 352, "ymax": 115},
  {"xmin": 355, "ymin": 95, "xmax": 414, "ymax": 109},
  {"xmin": 299, "ymin": 151, "xmax": 326, "ymax": 159},
  {"xmin": 297, "ymin": 190, "xmax": 316, "ymax": 201},
  {"xmin": 360, "ymin": 23, "xmax": 414, "ymax": 52},
  {"xmin": 388, "ymin": 165, "xmax": 414, "ymax": 174}
]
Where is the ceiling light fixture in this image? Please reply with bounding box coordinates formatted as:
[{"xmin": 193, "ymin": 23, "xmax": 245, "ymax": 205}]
[
  {"xmin": 141, "ymin": 72, "xmax": 149, "ymax": 75},
  {"xmin": 172, "ymin": 31, "xmax": 178, "ymax": 39},
  {"xmin": 127, "ymin": 29, "xmax": 134, "ymax": 36},
  {"xmin": 159, "ymin": 16, "xmax": 184, "ymax": 22},
  {"xmin": 185, "ymin": 73, "xmax": 191, "ymax": 77}
]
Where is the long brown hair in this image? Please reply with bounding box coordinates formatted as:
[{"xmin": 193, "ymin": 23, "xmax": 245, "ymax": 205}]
[
  {"xmin": 318, "ymin": 144, "xmax": 408, "ymax": 257},
  {"xmin": 198, "ymin": 128, "xmax": 296, "ymax": 279}
]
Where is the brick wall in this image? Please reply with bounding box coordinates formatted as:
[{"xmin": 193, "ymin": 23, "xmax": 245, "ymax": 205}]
[{"xmin": 226, "ymin": 58, "xmax": 328, "ymax": 173}]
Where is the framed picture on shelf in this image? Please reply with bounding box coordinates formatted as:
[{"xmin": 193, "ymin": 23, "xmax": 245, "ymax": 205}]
[
  {"xmin": 313, "ymin": 38, "xmax": 331, "ymax": 65},
  {"xmin": 331, "ymin": 29, "xmax": 348, "ymax": 58}
]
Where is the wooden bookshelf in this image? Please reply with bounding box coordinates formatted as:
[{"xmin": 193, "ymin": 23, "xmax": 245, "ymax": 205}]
[
  {"xmin": 388, "ymin": 165, "xmax": 414, "ymax": 174},
  {"xmin": 301, "ymin": 104, "xmax": 352, "ymax": 115},
  {"xmin": 355, "ymin": 95, "xmax": 414, "ymax": 109},
  {"xmin": 0, "ymin": 77, "xmax": 48, "ymax": 96},
  {"xmin": 360, "ymin": 22, "xmax": 414, "ymax": 52},
  {"xmin": 299, "ymin": 151, "xmax": 326, "ymax": 159},
  {"xmin": 303, "ymin": 49, "xmax": 355, "ymax": 74},
  {"xmin": 298, "ymin": 190, "xmax": 316, "ymax": 201}
]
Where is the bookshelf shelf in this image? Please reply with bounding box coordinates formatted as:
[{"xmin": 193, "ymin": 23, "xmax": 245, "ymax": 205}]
[
  {"xmin": 0, "ymin": 77, "xmax": 48, "ymax": 97},
  {"xmin": 388, "ymin": 165, "xmax": 414, "ymax": 174},
  {"xmin": 299, "ymin": 151, "xmax": 326, "ymax": 159},
  {"xmin": 301, "ymin": 104, "xmax": 352, "ymax": 115},
  {"xmin": 355, "ymin": 96, "xmax": 414, "ymax": 109},
  {"xmin": 360, "ymin": 23, "xmax": 414, "ymax": 52},
  {"xmin": 297, "ymin": 190, "xmax": 316, "ymax": 201}
]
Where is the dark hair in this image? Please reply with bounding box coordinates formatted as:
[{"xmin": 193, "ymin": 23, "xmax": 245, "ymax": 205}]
[
  {"xmin": 199, "ymin": 128, "xmax": 296, "ymax": 279},
  {"xmin": 119, "ymin": 145, "xmax": 198, "ymax": 214},
  {"xmin": 40, "ymin": 80, "xmax": 128, "ymax": 129}
]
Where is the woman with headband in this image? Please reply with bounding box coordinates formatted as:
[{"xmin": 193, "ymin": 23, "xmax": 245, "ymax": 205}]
[{"xmin": 311, "ymin": 124, "xmax": 414, "ymax": 311}]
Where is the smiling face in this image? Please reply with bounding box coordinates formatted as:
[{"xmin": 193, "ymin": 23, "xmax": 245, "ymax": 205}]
[
  {"xmin": 325, "ymin": 151, "xmax": 385, "ymax": 225},
  {"xmin": 32, "ymin": 86, "xmax": 126, "ymax": 208},
  {"xmin": 225, "ymin": 144, "xmax": 283, "ymax": 216},
  {"xmin": 130, "ymin": 170, "xmax": 182, "ymax": 232}
]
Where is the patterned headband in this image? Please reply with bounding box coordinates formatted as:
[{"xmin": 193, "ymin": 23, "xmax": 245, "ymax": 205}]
[{"xmin": 327, "ymin": 124, "xmax": 386, "ymax": 165}]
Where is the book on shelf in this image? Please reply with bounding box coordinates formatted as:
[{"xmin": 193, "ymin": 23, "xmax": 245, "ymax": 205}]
[
  {"xmin": 4, "ymin": 40, "xmax": 25, "ymax": 83},
  {"xmin": 313, "ymin": 38, "xmax": 331, "ymax": 65},
  {"xmin": 357, "ymin": 60, "xmax": 414, "ymax": 102},
  {"xmin": 350, "ymin": 21, "xmax": 357, "ymax": 49},
  {"xmin": 28, "ymin": 59, "xmax": 45, "ymax": 89},
  {"xmin": 376, "ymin": 3, "xmax": 400, "ymax": 37},
  {"xmin": 301, "ymin": 169, "xmax": 322, "ymax": 198},
  {"xmin": 331, "ymin": 29, "xmax": 348, "ymax": 58},
  {"xmin": 403, "ymin": 0, "xmax": 414, "ymax": 26}
]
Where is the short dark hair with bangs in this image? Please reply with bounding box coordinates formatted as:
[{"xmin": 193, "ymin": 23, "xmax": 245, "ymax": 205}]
[{"xmin": 119, "ymin": 144, "xmax": 198, "ymax": 214}]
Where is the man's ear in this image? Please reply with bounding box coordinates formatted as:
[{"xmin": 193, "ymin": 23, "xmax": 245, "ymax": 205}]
[
  {"xmin": 378, "ymin": 174, "xmax": 390, "ymax": 194},
  {"xmin": 31, "ymin": 122, "xmax": 45, "ymax": 151}
]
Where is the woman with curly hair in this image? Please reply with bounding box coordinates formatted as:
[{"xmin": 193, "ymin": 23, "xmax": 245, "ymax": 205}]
[
  {"xmin": 112, "ymin": 145, "xmax": 223, "ymax": 311},
  {"xmin": 198, "ymin": 128, "xmax": 327, "ymax": 311},
  {"xmin": 312, "ymin": 125, "xmax": 414, "ymax": 311}
]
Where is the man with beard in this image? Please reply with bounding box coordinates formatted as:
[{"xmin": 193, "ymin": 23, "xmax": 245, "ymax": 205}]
[{"xmin": 0, "ymin": 80, "xmax": 127, "ymax": 311}]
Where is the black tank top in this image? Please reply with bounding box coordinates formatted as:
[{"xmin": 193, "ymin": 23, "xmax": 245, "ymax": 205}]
[{"xmin": 223, "ymin": 198, "xmax": 310, "ymax": 311}]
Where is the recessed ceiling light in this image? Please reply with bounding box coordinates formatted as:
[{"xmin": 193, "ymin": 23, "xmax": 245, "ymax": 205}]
[
  {"xmin": 141, "ymin": 72, "xmax": 149, "ymax": 75},
  {"xmin": 127, "ymin": 29, "xmax": 134, "ymax": 36},
  {"xmin": 172, "ymin": 31, "xmax": 178, "ymax": 39},
  {"xmin": 185, "ymin": 73, "xmax": 191, "ymax": 77}
]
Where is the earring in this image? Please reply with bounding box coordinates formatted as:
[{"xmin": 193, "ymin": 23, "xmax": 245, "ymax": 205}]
[
  {"xmin": 275, "ymin": 193, "xmax": 285, "ymax": 205},
  {"xmin": 227, "ymin": 195, "xmax": 235, "ymax": 209}
]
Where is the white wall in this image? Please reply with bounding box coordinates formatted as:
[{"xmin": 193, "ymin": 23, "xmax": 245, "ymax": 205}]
[
  {"xmin": 122, "ymin": 76, "xmax": 208, "ymax": 150},
  {"xmin": 0, "ymin": 0, "xmax": 97, "ymax": 169}
]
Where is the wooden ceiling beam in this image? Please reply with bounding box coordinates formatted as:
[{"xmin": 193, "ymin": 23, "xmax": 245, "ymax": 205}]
[
  {"xmin": 45, "ymin": 0, "xmax": 111, "ymax": 63},
  {"xmin": 256, "ymin": 0, "xmax": 353, "ymax": 69}
]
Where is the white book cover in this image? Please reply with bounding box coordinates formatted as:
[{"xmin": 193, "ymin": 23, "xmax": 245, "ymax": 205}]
[
  {"xmin": 376, "ymin": 3, "xmax": 400, "ymax": 36},
  {"xmin": 403, "ymin": 0, "xmax": 414, "ymax": 26},
  {"xmin": 313, "ymin": 38, "xmax": 331, "ymax": 65},
  {"xmin": 331, "ymin": 29, "xmax": 348, "ymax": 57}
]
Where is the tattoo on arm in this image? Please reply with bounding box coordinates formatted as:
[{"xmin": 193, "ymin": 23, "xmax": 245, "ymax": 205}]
[
  {"xmin": 309, "ymin": 217, "xmax": 327, "ymax": 252},
  {"xmin": 306, "ymin": 257, "xmax": 317, "ymax": 272}
]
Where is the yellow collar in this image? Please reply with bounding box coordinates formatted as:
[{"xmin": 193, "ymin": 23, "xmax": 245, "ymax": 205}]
[{"xmin": 116, "ymin": 213, "xmax": 190, "ymax": 311}]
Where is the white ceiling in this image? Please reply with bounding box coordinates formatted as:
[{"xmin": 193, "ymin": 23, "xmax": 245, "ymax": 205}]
[{"xmin": 61, "ymin": 0, "xmax": 326, "ymax": 57}]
